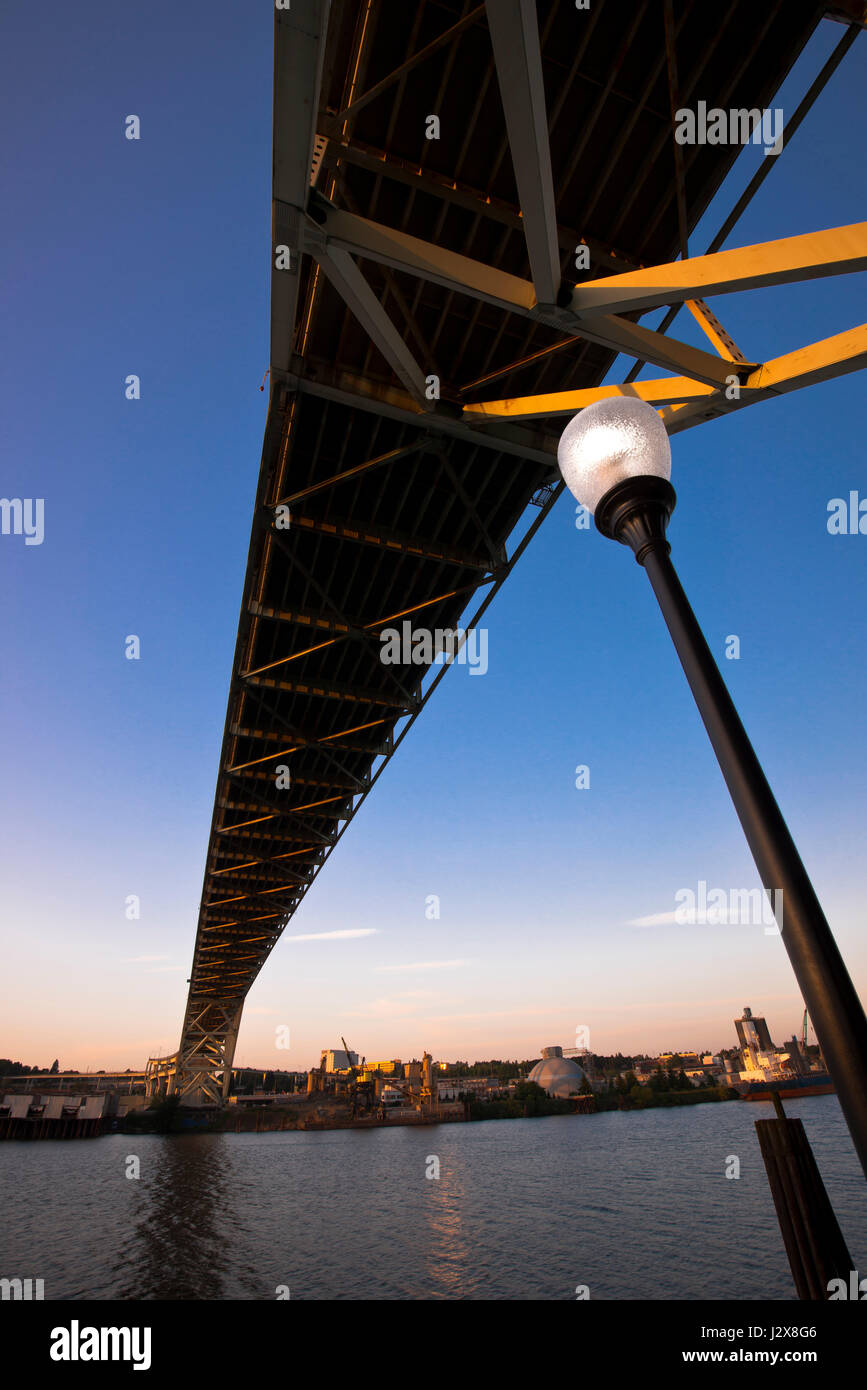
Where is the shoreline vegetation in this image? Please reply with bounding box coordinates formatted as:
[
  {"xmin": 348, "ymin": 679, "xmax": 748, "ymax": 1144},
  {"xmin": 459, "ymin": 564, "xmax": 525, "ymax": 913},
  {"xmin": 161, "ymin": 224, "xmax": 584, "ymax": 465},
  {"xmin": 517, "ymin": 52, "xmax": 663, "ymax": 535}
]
[
  {"xmin": 119, "ymin": 1075, "xmax": 741, "ymax": 1137},
  {"xmin": 468, "ymin": 1078, "xmax": 739, "ymax": 1123},
  {"xmin": 0, "ymin": 1058, "xmax": 752, "ymax": 1139}
]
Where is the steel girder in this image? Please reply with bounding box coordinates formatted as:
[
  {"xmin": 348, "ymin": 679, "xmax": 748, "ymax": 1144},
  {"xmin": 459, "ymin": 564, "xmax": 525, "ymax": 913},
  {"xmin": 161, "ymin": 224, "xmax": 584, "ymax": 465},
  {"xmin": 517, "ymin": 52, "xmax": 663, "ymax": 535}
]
[
  {"xmin": 301, "ymin": 202, "xmax": 867, "ymax": 420},
  {"xmin": 175, "ymin": 0, "xmax": 852, "ymax": 1104},
  {"xmin": 461, "ymin": 322, "xmax": 867, "ymax": 432},
  {"xmin": 173, "ymin": 1002, "xmax": 245, "ymax": 1105},
  {"xmin": 484, "ymin": 0, "xmax": 562, "ymax": 306},
  {"xmin": 175, "ymin": 1, "xmax": 332, "ymax": 1104}
]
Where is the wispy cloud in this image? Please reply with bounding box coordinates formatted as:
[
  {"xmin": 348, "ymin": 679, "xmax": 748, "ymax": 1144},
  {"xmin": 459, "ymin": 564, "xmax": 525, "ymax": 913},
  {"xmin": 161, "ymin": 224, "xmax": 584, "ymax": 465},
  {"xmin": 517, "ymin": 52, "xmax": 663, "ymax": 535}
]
[
  {"xmin": 427, "ymin": 1006, "xmax": 549, "ymax": 1022},
  {"xmin": 583, "ymin": 993, "xmax": 797, "ymax": 1016},
  {"xmin": 626, "ymin": 907, "xmax": 773, "ymax": 927},
  {"xmin": 346, "ymin": 994, "xmax": 432, "ymax": 1020},
  {"xmin": 626, "ymin": 911, "xmax": 681, "ymax": 927},
  {"xmin": 375, "ymin": 959, "xmax": 473, "ymax": 972},
  {"xmin": 283, "ymin": 928, "xmax": 378, "ymax": 943}
]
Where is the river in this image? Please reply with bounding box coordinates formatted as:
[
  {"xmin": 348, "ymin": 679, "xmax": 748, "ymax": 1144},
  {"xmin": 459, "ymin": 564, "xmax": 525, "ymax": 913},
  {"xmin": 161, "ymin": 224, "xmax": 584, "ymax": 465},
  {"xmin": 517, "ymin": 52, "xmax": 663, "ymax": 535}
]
[{"xmin": 1, "ymin": 1094, "xmax": 864, "ymax": 1299}]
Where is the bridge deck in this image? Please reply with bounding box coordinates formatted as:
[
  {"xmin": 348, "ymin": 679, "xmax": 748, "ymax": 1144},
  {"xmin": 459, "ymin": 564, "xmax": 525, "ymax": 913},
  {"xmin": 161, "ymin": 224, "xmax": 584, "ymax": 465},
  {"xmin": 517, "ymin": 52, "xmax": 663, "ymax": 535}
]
[{"xmin": 172, "ymin": 0, "xmax": 846, "ymax": 1101}]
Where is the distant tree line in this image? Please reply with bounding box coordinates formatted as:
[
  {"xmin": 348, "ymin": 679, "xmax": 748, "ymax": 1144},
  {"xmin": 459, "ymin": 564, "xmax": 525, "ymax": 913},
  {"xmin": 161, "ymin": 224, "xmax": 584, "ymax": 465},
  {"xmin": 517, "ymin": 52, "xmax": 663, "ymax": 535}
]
[
  {"xmin": 0, "ymin": 1058, "xmax": 59, "ymax": 1076},
  {"xmin": 467, "ymin": 1081, "xmax": 578, "ymax": 1120},
  {"xmin": 449, "ymin": 1059, "xmax": 540, "ymax": 1079},
  {"xmin": 594, "ymin": 1068, "xmax": 738, "ymax": 1112},
  {"xmin": 430, "ymin": 1053, "xmax": 726, "ymax": 1083}
]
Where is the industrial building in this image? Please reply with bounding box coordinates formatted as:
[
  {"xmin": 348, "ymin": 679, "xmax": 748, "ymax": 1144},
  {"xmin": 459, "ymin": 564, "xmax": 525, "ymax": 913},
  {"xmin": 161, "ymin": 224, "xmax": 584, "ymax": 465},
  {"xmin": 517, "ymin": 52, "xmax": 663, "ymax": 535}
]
[
  {"xmin": 724, "ymin": 1006, "xmax": 830, "ymax": 1091},
  {"xmin": 734, "ymin": 1006, "xmax": 775, "ymax": 1055},
  {"xmin": 0, "ymin": 1091, "xmax": 117, "ymax": 1140},
  {"xmin": 437, "ymin": 1076, "xmax": 504, "ymax": 1101},
  {"xmin": 305, "ymin": 1046, "xmax": 450, "ymax": 1117},
  {"xmin": 320, "ymin": 1046, "xmax": 360, "ymax": 1072},
  {"xmin": 527, "ymin": 1045, "xmax": 588, "ymax": 1099}
]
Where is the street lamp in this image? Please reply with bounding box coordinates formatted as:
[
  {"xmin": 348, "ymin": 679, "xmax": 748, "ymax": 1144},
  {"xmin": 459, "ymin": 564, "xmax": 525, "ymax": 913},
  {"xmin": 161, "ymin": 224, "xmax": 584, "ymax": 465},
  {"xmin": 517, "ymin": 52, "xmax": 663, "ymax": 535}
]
[{"xmin": 558, "ymin": 396, "xmax": 867, "ymax": 1180}]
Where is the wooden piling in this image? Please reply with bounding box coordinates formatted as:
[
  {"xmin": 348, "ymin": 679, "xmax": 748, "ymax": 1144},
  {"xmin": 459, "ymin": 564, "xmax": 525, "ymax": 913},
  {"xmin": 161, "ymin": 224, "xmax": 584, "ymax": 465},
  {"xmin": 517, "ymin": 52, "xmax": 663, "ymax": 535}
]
[{"xmin": 755, "ymin": 1109, "xmax": 853, "ymax": 1299}]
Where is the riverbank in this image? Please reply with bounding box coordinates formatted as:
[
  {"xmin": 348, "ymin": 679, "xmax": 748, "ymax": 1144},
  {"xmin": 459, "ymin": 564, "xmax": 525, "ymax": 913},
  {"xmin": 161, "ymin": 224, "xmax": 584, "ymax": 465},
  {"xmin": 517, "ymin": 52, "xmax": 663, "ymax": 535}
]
[
  {"xmin": 113, "ymin": 1083, "xmax": 738, "ymax": 1138},
  {"xmin": 117, "ymin": 1092, "xmax": 469, "ymax": 1136},
  {"xmin": 468, "ymin": 1083, "xmax": 738, "ymax": 1123},
  {"xmin": 0, "ymin": 1082, "xmax": 756, "ymax": 1140}
]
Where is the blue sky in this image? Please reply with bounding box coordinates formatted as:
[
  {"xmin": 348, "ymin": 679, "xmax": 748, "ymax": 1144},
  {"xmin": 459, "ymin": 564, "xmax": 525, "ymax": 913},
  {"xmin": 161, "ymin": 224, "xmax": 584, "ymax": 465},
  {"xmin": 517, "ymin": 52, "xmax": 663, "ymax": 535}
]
[{"xmin": 2, "ymin": 5, "xmax": 865, "ymax": 1071}]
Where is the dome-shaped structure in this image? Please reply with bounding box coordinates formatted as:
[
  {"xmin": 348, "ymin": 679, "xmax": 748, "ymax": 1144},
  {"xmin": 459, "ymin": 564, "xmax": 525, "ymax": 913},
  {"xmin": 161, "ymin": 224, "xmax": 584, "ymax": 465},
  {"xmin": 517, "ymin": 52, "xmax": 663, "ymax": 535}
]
[{"xmin": 527, "ymin": 1045, "xmax": 586, "ymax": 1099}]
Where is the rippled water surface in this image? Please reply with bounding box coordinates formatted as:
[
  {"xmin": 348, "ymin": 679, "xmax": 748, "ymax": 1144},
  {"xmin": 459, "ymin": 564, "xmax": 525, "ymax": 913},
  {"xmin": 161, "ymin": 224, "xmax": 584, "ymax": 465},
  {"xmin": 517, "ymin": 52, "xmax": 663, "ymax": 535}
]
[{"xmin": 2, "ymin": 1095, "xmax": 864, "ymax": 1299}]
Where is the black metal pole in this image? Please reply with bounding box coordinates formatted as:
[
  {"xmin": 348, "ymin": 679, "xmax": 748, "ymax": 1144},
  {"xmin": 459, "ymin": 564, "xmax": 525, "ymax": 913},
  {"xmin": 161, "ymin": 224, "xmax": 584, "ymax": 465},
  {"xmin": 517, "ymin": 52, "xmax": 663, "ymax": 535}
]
[
  {"xmin": 591, "ymin": 476, "xmax": 867, "ymax": 1178},
  {"xmin": 639, "ymin": 540, "xmax": 867, "ymax": 1180}
]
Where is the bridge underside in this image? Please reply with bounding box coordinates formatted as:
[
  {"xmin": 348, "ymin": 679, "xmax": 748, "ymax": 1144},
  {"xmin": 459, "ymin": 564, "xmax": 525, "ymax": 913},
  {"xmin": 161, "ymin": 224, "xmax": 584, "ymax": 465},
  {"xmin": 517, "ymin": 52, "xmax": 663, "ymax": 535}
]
[{"xmin": 169, "ymin": 0, "xmax": 863, "ymax": 1103}]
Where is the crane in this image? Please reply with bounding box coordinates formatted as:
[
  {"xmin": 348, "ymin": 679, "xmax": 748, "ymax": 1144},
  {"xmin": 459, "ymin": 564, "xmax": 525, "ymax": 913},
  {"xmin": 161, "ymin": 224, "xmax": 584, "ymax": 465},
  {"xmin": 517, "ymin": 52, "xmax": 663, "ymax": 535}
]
[
  {"xmin": 341, "ymin": 1036, "xmax": 375, "ymax": 1116},
  {"xmin": 341, "ymin": 1036, "xmax": 358, "ymax": 1076}
]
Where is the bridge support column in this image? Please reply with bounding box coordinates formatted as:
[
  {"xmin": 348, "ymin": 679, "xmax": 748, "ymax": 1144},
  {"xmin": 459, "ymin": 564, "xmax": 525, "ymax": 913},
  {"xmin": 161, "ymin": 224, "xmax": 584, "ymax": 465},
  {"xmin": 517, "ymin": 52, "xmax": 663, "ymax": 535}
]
[
  {"xmin": 145, "ymin": 1055, "xmax": 177, "ymax": 1100},
  {"xmin": 173, "ymin": 1001, "xmax": 244, "ymax": 1107}
]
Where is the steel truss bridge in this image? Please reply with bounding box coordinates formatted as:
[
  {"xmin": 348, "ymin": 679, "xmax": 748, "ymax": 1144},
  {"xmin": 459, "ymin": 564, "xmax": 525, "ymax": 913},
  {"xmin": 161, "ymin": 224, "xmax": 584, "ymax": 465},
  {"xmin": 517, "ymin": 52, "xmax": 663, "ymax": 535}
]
[{"xmin": 148, "ymin": 0, "xmax": 866, "ymax": 1104}]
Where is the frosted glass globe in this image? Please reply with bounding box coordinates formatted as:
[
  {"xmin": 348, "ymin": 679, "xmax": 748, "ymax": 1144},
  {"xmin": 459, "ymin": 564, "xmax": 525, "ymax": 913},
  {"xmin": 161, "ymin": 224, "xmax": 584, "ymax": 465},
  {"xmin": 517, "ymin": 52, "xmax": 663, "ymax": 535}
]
[{"xmin": 557, "ymin": 397, "xmax": 672, "ymax": 514}]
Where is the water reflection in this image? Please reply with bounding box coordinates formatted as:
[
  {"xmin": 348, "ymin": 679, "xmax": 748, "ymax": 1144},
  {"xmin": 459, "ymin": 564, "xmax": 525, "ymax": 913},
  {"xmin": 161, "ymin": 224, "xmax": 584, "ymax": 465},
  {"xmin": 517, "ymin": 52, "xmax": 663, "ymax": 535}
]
[
  {"xmin": 422, "ymin": 1155, "xmax": 472, "ymax": 1297},
  {"xmin": 111, "ymin": 1136, "xmax": 232, "ymax": 1300}
]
